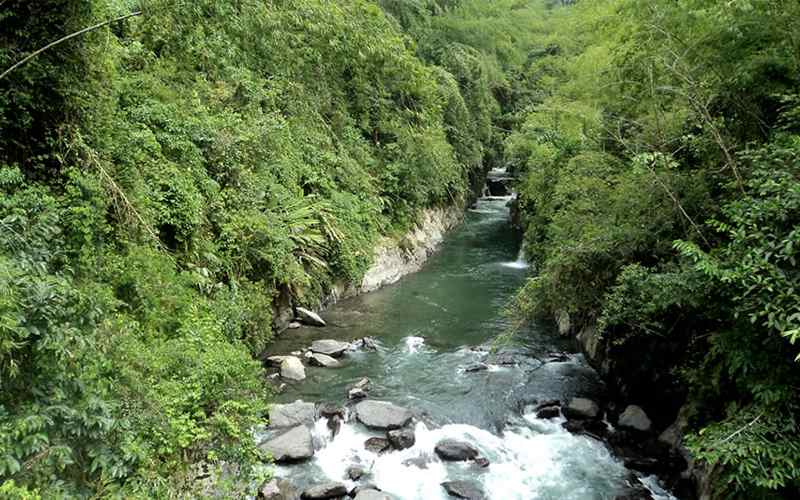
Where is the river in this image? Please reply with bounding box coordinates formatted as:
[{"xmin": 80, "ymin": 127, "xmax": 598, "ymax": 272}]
[{"xmin": 263, "ymin": 196, "xmax": 675, "ymax": 499}]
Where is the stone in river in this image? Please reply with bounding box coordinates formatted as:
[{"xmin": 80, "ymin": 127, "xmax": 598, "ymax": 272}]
[
  {"xmin": 348, "ymin": 387, "xmax": 368, "ymax": 400},
  {"xmin": 259, "ymin": 478, "xmax": 299, "ymax": 500},
  {"xmin": 346, "ymin": 464, "xmax": 366, "ymax": 480},
  {"xmin": 564, "ymin": 397, "xmax": 601, "ymax": 420},
  {"xmin": 310, "ymin": 339, "xmax": 350, "ymax": 357},
  {"xmin": 434, "ymin": 439, "xmax": 479, "ymax": 461},
  {"xmin": 296, "ymin": 307, "xmax": 326, "ymax": 327},
  {"xmin": 259, "ymin": 425, "xmax": 314, "ymax": 462},
  {"xmin": 355, "ymin": 401, "xmax": 413, "ymax": 430},
  {"xmin": 364, "ymin": 436, "xmax": 391, "ymax": 454},
  {"xmin": 441, "ymin": 480, "xmax": 486, "ymax": 500},
  {"xmin": 300, "ymin": 482, "xmax": 347, "ymax": 499},
  {"xmin": 280, "ymin": 357, "xmax": 306, "ymax": 381},
  {"xmin": 269, "ymin": 400, "xmax": 315, "ymax": 428},
  {"xmin": 309, "ymin": 352, "xmax": 341, "ymax": 368},
  {"xmin": 536, "ymin": 405, "xmax": 561, "ymax": 419},
  {"xmin": 354, "ymin": 490, "xmax": 393, "ymax": 500},
  {"xmin": 266, "ymin": 355, "xmax": 292, "ymax": 367},
  {"xmin": 618, "ymin": 405, "xmax": 652, "ymax": 433},
  {"xmin": 387, "ymin": 428, "xmax": 415, "ymax": 450}
]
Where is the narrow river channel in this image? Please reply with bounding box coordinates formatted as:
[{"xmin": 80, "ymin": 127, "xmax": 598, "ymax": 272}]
[{"xmin": 263, "ymin": 196, "xmax": 675, "ymax": 500}]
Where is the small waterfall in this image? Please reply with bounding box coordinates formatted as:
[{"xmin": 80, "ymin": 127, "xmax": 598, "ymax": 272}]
[{"xmin": 502, "ymin": 245, "xmax": 529, "ymax": 269}]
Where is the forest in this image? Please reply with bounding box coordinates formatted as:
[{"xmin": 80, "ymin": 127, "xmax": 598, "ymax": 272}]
[{"xmin": 1, "ymin": 0, "xmax": 798, "ymax": 498}]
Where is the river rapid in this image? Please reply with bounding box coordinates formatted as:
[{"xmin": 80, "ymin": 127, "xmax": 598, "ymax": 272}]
[{"xmin": 263, "ymin": 196, "xmax": 676, "ymax": 500}]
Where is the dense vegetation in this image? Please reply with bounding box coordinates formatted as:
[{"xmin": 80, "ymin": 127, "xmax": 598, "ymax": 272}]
[
  {"xmin": 509, "ymin": 1, "xmax": 800, "ymax": 497},
  {"xmin": 0, "ymin": 0, "xmax": 539, "ymax": 496}
]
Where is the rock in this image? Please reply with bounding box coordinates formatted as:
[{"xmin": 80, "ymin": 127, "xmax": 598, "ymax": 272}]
[
  {"xmin": 266, "ymin": 355, "xmax": 292, "ymax": 367},
  {"xmin": 624, "ymin": 457, "xmax": 661, "ymax": 474},
  {"xmin": 259, "ymin": 478, "xmax": 298, "ymax": 500},
  {"xmin": 310, "ymin": 339, "xmax": 350, "ymax": 358},
  {"xmin": 359, "ymin": 337, "xmax": 379, "ymax": 351},
  {"xmin": 304, "ymin": 351, "xmax": 313, "ymax": 359},
  {"xmin": 473, "ymin": 457, "xmax": 490, "ymax": 468},
  {"xmin": 354, "ymin": 401, "xmax": 413, "ymax": 430},
  {"xmin": 564, "ymin": 398, "xmax": 600, "ymax": 420},
  {"xmin": 346, "ymin": 464, "xmax": 366, "ymax": 480},
  {"xmin": 536, "ymin": 405, "xmax": 561, "ymax": 419},
  {"xmin": 287, "ymin": 321, "xmax": 302, "ymax": 330},
  {"xmin": 562, "ymin": 419, "xmax": 608, "ymax": 438},
  {"xmin": 387, "ymin": 428, "xmax": 415, "ymax": 450},
  {"xmin": 434, "ymin": 439, "xmax": 479, "ymax": 461},
  {"xmin": 259, "ymin": 425, "xmax": 314, "ymax": 462},
  {"xmin": 327, "ymin": 415, "xmax": 342, "ymax": 439},
  {"xmin": 280, "ymin": 357, "xmax": 306, "ymax": 381},
  {"xmin": 441, "ymin": 480, "xmax": 486, "ymax": 500},
  {"xmin": 534, "ymin": 399, "xmax": 561, "ymax": 410},
  {"xmin": 348, "ymin": 388, "xmax": 368, "ymax": 400},
  {"xmin": 364, "ymin": 437, "xmax": 391, "ymax": 454},
  {"xmin": 618, "ymin": 405, "xmax": 652, "ymax": 433},
  {"xmin": 486, "ymin": 178, "xmax": 510, "ymax": 197},
  {"xmin": 309, "ymin": 353, "xmax": 341, "ymax": 368},
  {"xmin": 489, "ymin": 352, "xmax": 520, "ymax": 366},
  {"xmin": 464, "ymin": 363, "xmax": 488, "ymax": 373},
  {"xmin": 354, "ymin": 490, "xmax": 392, "ymax": 500},
  {"xmin": 318, "ymin": 403, "xmax": 345, "ymax": 420},
  {"xmin": 269, "ymin": 400, "xmax": 316, "ymax": 428},
  {"xmin": 300, "ymin": 482, "xmax": 347, "ymax": 499},
  {"xmin": 351, "ymin": 377, "xmax": 371, "ymax": 390},
  {"xmin": 296, "ymin": 307, "xmax": 326, "ymax": 327},
  {"xmin": 402, "ymin": 456, "xmax": 432, "ymax": 469}
]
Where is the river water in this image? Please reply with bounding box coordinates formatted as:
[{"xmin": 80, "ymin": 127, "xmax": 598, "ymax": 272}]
[{"xmin": 265, "ymin": 197, "xmax": 675, "ymax": 499}]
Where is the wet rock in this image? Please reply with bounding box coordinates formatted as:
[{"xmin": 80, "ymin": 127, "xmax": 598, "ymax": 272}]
[
  {"xmin": 536, "ymin": 405, "xmax": 561, "ymax": 419},
  {"xmin": 355, "ymin": 401, "xmax": 413, "ymax": 430},
  {"xmin": 296, "ymin": 307, "xmax": 326, "ymax": 327},
  {"xmin": 310, "ymin": 339, "xmax": 350, "ymax": 358},
  {"xmin": 473, "ymin": 457, "xmax": 490, "ymax": 468},
  {"xmin": 287, "ymin": 321, "xmax": 302, "ymax": 330},
  {"xmin": 354, "ymin": 490, "xmax": 392, "ymax": 500},
  {"xmin": 259, "ymin": 478, "xmax": 298, "ymax": 500},
  {"xmin": 387, "ymin": 428, "xmax": 415, "ymax": 450},
  {"xmin": 464, "ymin": 363, "xmax": 488, "ymax": 372},
  {"xmin": 266, "ymin": 355, "xmax": 292, "ymax": 367},
  {"xmin": 441, "ymin": 480, "xmax": 486, "ymax": 500},
  {"xmin": 534, "ymin": 399, "xmax": 561, "ymax": 410},
  {"xmin": 356, "ymin": 337, "xmax": 379, "ymax": 351},
  {"xmin": 327, "ymin": 415, "xmax": 342, "ymax": 439},
  {"xmin": 280, "ymin": 357, "xmax": 306, "ymax": 381},
  {"xmin": 623, "ymin": 457, "xmax": 661, "ymax": 474},
  {"xmin": 259, "ymin": 425, "xmax": 314, "ymax": 462},
  {"xmin": 300, "ymin": 482, "xmax": 347, "ymax": 499},
  {"xmin": 309, "ymin": 353, "xmax": 341, "ymax": 368},
  {"xmin": 486, "ymin": 178, "xmax": 510, "ymax": 197},
  {"xmin": 269, "ymin": 400, "xmax": 316, "ymax": 428},
  {"xmin": 618, "ymin": 405, "xmax": 652, "ymax": 433},
  {"xmin": 489, "ymin": 352, "xmax": 520, "ymax": 366},
  {"xmin": 402, "ymin": 456, "xmax": 432, "ymax": 469},
  {"xmin": 434, "ymin": 439, "xmax": 479, "ymax": 461},
  {"xmin": 348, "ymin": 387, "xmax": 368, "ymax": 400},
  {"xmin": 564, "ymin": 397, "xmax": 601, "ymax": 420},
  {"xmin": 346, "ymin": 464, "xmax": 366, "ymax": 481},
  {"xmin": 562, "ymin": 419, "xmax": 608, "ymax": 439},
  {"xmin": 318, "ymin": 403, "xmax": 345, "ymax": 420},
  {"xmin": 364, "ymin": 437, "xmax": 391, "ymax": 454}
]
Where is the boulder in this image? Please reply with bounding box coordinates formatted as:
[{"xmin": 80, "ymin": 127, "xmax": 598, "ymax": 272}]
[
  {"xmin": 359, "ymin": 337, "xmax": 379, "ymax": 351},
  {"xmin": 310, "ymin": 339, "xmax": 350, "ymax": 358},
  {"xmin": 618, "ymin": 405, "xmax": 652, "ymax": 433},
  {"xmin": 259, "ymin": 425, "xmax": 314, "ymax": 462},
  {"xmin": 355, "ymin": 401, "xmax": 413, "ymax": 430},
  {"xmin": 536, "ymin": 405, "xmax": 561, "ymax": 419},
  {"xmin": 287, "ymin": 321, "xmax": 302, "ymax": 330},
  {"xmin": 387, "ymin": 428, "xmax": 415, "ymax": 450},
  {"xmin": 280, "ymin": 357, "xmax": 306, "ymax": 381},
  {"xmin": 259, "ymin": 478, "xmax": 299, "ymax": 500},
  {"xmin": 309, "ymin": 353, "xmax": 341, "ymax": 368},
  {"xmin": 346, "ymin": 464, "xmax": 366, "ymax": 481},
  {"xmin": 364, "ymin": 437, "xmax": 391, "ymax": 454},
  {"xmin": 269, "ymin": 400, "xmax": 316, "ymax": 428},
  {"xmin": 473, "ymin": 457, "xmax": 490, "ymax": 468},
  {"xmin": 296, "ymin": 307, "xmax": 326, "ymax": 327},
  {"xmin": 266, "ymin": 355, "xmax": 292, "ymax": 367},
  {"xmin": 562, "ymin": 419, "xmax": 608, "ymax": 438},
  {"xmin": 318, "ymin": 403, "xmax": 345, "ymax": 420},
  {"xmin": 564, "ymin": 398, "xmax": 600, "ymax": 420},
  {"xmin": 353, "ymin": 487, "xmax": 390, "ymax": 500},
  {"xmin": 441, "ymin": 480, "xmax": 486, "ymax": 500},
  {"xmin": 348, "ymin": 388, "xmax": 368, "ymax": 400},
  {"xmin": 327, "ymin": 415, "xmax": 342, "ymax": 439},
  {"xmin": 300, "ymin": 482, "xmax": 347, "ymax": 499},
  {"xmin": 434, "ymin": 439, "xmax": 479, "ymax": 461}
]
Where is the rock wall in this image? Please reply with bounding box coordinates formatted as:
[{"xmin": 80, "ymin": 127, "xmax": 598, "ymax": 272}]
[{"xmin": 272, "ymin": 205, "xmax": 463, "ymax": 332}]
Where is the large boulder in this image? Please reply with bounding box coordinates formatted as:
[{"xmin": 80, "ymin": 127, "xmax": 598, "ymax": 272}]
[
  {"xmin": 296, "ymin": 307, "xmax": 326, "ymax": 327},
  {"xmin": 387, "ymin": 428, "xmax": 415, "ymax": 450},
  {"xmin": 355, "ymin": 401, "xmax": 413, "ymax": 430},
  {"xmin": 259, "ymin": 478, "xmax": 299, "ymax": 500},
  {"xmin": 618, "ymin": 405, "xmax": 652, "ymax": 433},
  {"xmin": 564, "ymin": 398, "xmax": 600, "ymax": 420},
  {"xmin": 269, "ymin": 400, "xmax": 316, "ymax": 428},
  {"xmin": 434, "ymin": 439, "xmax": 479, "ymax": 461},
  {"xmin": 280, "ymin": 357, "xmax": 306, "ymax": 381},
  {"xmin": 309, "ymin": 353, "xmax": 341, "ymax": 368},
  {"xmin": 259, "ymin": 425, "xmax": 314, "ymax": 462},
  {"xmin": 300, "ymin": 482, "xmax": 347, "ymax": 499},
  {"xmin": 441, "ymin": 480, "xmax": 486, "ymax": 500},
  {"xmin": 310, "ymin": 339, "xmax": 350, "ymax": 358}
]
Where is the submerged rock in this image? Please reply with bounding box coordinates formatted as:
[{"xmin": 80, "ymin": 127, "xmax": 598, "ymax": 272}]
[
  {"xmin": 296, "ymin": 307, "xmax": 326, "ymax": 327},
  {"xmin": 259, "ymin": 425, "xmax": 314, "ymax": 462},
  {"xmin": 309, "ymin": 352, "xmax": 341, "ymax": 368},
  {"xmin": 441, "ymin": 480, "xmax": 486, "ymax": 500},
  {"xmin": 300, "ymin": 482, "xmax": 347, "ymax": 499},
  {"xmin": 387, "ymin": 428, "xmax": 415, "ymax": 450},
  {"xmin": 618, "ymin": 405, "xmax": 652, "ymax": 433},
  {"xmin": 269, "ymin": 400, "xmax": 316, "ymax": 428},
  {"xmin": 434, "ymin": 439, "xmax": 479, "ymax": 461},
  {"xmin": 280, "ymin": 357, "xmax": 306, "ymax": 381},
  {"xmin": 564, "ymin": 397, "xmax": 601, "ymax": 420},
  {"xmin": 364, "ymin": 436, "xmax": 391, "ymax": 454},
  {"xmin": 355, "ymin": 401, "xmax": 413, "ymax": 430},
  {"xmin": 310, "ymin": 339, "xmax": 350, "ymax": 357},
  {"xmin": 464, "ymin": 363, "xmax": 488, "ymax": 373}
]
